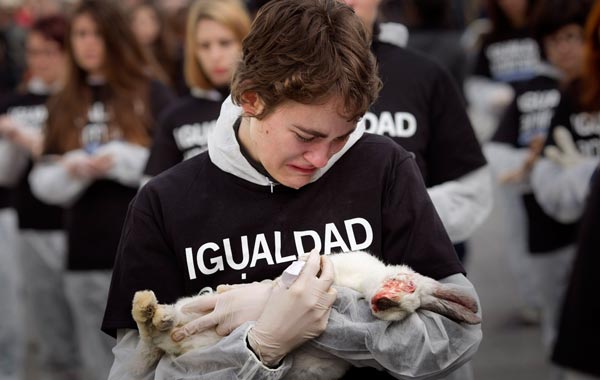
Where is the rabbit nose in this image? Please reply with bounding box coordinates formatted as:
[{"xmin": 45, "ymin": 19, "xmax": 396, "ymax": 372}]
[{"xmin": 372, "ymin": 296, "xmax": 398, "ymax": 312}]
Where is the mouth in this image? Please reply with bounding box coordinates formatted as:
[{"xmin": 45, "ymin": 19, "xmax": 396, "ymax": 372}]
[{"xmin": 288, "ymin": 164, "xmax": 317, "ymax": 175}]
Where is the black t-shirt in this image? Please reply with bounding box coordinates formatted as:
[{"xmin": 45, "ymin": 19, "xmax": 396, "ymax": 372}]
[
  {"xmin": 552, "ymin": 166, "xmax": 600, "ymax": 376},
  {"xmin": 62, "ymin": 80, "xmax": 175, "ymax": 270},
  {"xmin": 144, "ymin": 93, "xmax": 222, "ymax": 176},
  {"xmin": 492, "ymin": 75, "xmax": 576, "ymax": 253},
  {"xmin": 493, "ymin": 75, "xmax": 561, "ymax": 147},
  {"xmin": 368, "ymin": 42, "xmax": 486, "ymax": 187},
  {"xmin": 102, "ymin": 134, "xmax": 464, "ymax": 339},
  {"xmin": 0, "ymin": 91, "xmax": 63, "ymax": 229},
  {"xmin": 545, "ymin": 82, "xmax": 600, "ymax": 157},
  {"xmin": 473, "ymin": 28, "xmax": 541, "ymax": 84},
  {"xmin": 0, "ymin": 187, "xmax": 12, "ymax": 210}
]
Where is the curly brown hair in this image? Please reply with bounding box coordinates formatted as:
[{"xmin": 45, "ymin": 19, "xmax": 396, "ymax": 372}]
[{"xmin": 231, "ymin": 0, "xmax": 381, "ymax": 122}]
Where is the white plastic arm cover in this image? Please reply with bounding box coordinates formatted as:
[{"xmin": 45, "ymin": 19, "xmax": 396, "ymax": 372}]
[
  {"xmin": 482, "ymin": 142, "xmax": 532, "ymax": 191},
  {"xmin": 464, "ymin": 76, "xmax": 514, "ymax": 114},
  {"xmin": 108, "ymin": 274, "xmax": 481, "ymax": 380},
  {"xmin": 95, "ymin": 141, "xmax": 149, "ymax": 188},
  {"xmin": 483, "ymin": 143, "xmax": 530, "ymax": 177},
  {"xmin": 530, "ymin": 157, "xmax": 599, "ymax": 223},
  {"xmin": 427, "ymin": 166, "xmax": 493, "ymax": 243},
  {"xmin": 28, "ymin": 150, "xmax": 92, "ymax": 207},
  {"xmin": 0, "ymin": 139, "xmax": 29, "ymax": 186},
  {"xmin": 312, "ymin": 274, "xmax": 481, "ymax": 380},
  {"xmin": 109, "ymin": 324, "xmax": 292, "ymax": 380}
]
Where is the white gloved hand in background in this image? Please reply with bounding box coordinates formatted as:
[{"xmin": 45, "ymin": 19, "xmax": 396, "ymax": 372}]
[
  {"xmin": 544, "ymin": 126, "xmax": 584, "ymax": 167},
  {"xmin": 171, "ymin": 281, "xmax": 275, "ymax": 339},
  {"xmin": 247, "ymin": 251, "xmax": 337, "ymax": 367},
  {"xmin": 531, "ymin": 126, "xmax": 599, "ymax": 222},
  {"xmin": 62, "ymin": 152, "xmax": 113, "ymax": 180}
]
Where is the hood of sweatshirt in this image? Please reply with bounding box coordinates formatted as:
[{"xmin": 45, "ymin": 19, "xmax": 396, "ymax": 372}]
[{"xmin": 208, "ymin": 95, "xmax": 365, "ymax": 187}]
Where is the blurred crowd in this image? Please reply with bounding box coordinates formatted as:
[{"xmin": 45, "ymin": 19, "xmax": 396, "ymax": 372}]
[{"xmin": 0, "ymin": 0, "xmax": 599, "ymax": 379}]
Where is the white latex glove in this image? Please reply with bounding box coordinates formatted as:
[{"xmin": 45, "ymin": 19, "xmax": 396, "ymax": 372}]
[
  {"xmin": 247, "ymin": 251, "xmax": 337, "ymax": 367},
  {"xmin": 545, "ymin": 126, "xmax": 584, "ymax": 167},
  {"xmin": 171, "ymin": 281, "xmax": 275, "ymax": 340}
]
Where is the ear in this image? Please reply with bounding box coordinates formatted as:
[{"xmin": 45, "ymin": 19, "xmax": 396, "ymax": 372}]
[
  {"xmin": 420, "ymin": 284, "xmax": 481, "ymax": 325},
  {"xmin": 240, "ymin": 91, "xmax": 265, "ymax": 117}
]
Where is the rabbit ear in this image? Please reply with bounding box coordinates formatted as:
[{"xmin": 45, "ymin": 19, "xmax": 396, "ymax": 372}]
[{"xmin": 420, "ymin": 285, "xmax": 481, "ymax": 325}]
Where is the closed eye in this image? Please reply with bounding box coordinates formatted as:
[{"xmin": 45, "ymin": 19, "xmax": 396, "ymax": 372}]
[
  {"xmin": 335, "ymin": 134, "xmax": 350, "ymax": 143},
  {"xmin": 295, "ymin": 132, "xmax": 316, "ymax": 143}
]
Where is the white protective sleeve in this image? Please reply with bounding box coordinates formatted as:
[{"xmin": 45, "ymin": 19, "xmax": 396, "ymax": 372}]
[
  {"xmin": 427, "ymin": 166, "xmax": 493, "ymax": 243},
  {"xmin": 94, "ymin": 141, "xmax": 149, "ymax": 188},
  {"xmin": 464, "ymin": 77, "xmax": 514, "ymax": 141},
  {"xmin": 28, "ymin": 150, "xmax": 92, "ymax": 207},
  {"xmin": 530, "ymin": 157, "xmax": 599, "ymax": 224},
  {"xmin": 109, "ymin": 324, "xmax": 293, "ymax": 380},
  {"xmin": 482, "ymin": 142, "xmax": 532, "ymax": 192},
  {"xmin": 464, "ymin": 76, "xmax": 514, "ymax": 115},
  {"xmin": 107, "ymin": 274, "xmax": 481, "ymax": 380},
  {"xmin": 0, "ymin": 139, "xmax": 30, "ymax": 186},
  {"xmin": 378, "ymin": 22, "xmax": 409, "ymax": 47}
]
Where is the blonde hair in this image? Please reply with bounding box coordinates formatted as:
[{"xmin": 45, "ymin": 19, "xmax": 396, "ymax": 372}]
[{"xmin": 184, "ymin": 0, "xmax": 251, "ymax": 90}]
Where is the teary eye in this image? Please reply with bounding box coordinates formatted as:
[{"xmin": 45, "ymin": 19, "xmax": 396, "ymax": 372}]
[{"xmin": 295, "ymin": 132, "xmax": 315, "ymax": 143}]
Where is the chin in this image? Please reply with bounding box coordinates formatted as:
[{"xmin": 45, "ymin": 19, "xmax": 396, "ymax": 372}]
[{"xmin": 278, "ymin": 176, "xmax": 312, "ymax": 190}]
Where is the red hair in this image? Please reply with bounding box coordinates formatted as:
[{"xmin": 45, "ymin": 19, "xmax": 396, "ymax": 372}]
[{"xmin": 580, "ymin": 0, "xmax": 600, "ymax": 111}]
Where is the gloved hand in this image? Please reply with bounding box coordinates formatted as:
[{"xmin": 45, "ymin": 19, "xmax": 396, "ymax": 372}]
[
  {"xmin": 171, "ymin": 280, "xmax": 275, "ymax": 341},
  {"xmin": 545, "ymin": 126, "xmax": 584, "ymax": 167},
  {"xmin": 246, "ymin": 251, "xmax": 337, "ymax": 367},
  {"xmin": 63, "ymin": 152, "xmax": 113, "ymax": 179}
]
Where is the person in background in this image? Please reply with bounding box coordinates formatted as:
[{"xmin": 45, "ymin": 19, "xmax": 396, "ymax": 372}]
[
  {"xmin": 128, "ymin": 0, "xmax": 180, "ymax": 88},
  {"xmin": 102, "ymin": 1, "xmax": 481, "ymax": 379},
  {"xmin": 0, "ymin": 14, "xmax": 84, "ymax": 380},
  {"xmin": 143, "ymin": 0, "xmax": 250, "ymax": 179},
  {"xmin": 552, "ymin": 164, "xmax": 600, "ymax": 380},
  {"xmin": 28, "ymin": 1, "xmax": 174, "ymax": 379},
  {"xmin": 528, "ymin": 1, "xmax": 600, "ymax": 378},
  {"xmin": 484, "ymin": 0, "xmax": 590, "ymax": 355},
  {"xmin": 338, "ymin": 1, "xmax": 490, "ymax": 378},
  {"xmin": 465, "ymin": 0, "xmax": 542, "ymax": 141},
  {"xmin": 531, "ymin": 2, "xmax": 600, "ymax": 375},
  {"xmin": 398, "ymin": 0, "xmax": 469, "ymax": 96},
  {"xmin": 339, "ymin": 0, "xmax": 492, "ymax": 269}
]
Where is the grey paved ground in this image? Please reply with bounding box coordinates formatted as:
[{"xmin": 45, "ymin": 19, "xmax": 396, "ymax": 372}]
[{"xmin": 467, "ymin": 198, "xmax": 552, "ymax": 380}]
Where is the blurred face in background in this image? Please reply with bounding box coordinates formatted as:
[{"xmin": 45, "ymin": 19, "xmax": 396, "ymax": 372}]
[
  {"xmin": 497, "ymin": 0, "xmax": 528, "ymax": 27},
  {"xmin": 26, "ymin": 31, "xmax": 66, "ymax": 85},
  {"xmin": 544, "ymin": 24, "xmax": 585, "ymax": 82},
  {"xmin": 130, "ymin": 4, "xmax": 161, "ymax": 46},
  {"xmin": 71, "ymin": 12, "xmax": 106, "ymax": 76},
  {"xmin": 339, "ymin": 0, "xmax": 382, "ymax": 31},
  {"xmin": 194, "ymin": 18, "xmax": 241, "ymax": 88}
]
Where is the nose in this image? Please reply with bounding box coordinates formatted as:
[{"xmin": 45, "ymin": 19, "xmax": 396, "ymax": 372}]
[
  {"xmin": 303, "ymin": 143, "xmax": 331, "ymax": 168},
  {"xmin": 208, "ymin": 46, "xmax": 224, "ymax": 63},
  {"xmin": 372, "ymin": 296, "xmax": 398, "ymax": 312}
]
